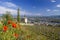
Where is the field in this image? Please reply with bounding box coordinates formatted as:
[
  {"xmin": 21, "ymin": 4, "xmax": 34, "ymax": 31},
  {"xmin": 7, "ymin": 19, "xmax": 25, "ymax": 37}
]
[
  {"xmin": 0, "ymin": 21, "xmax": 60, "ymax": 40},
  {"xmin": 20, "ymin": 25, "xmax": 60, "ymax": 40},
  {"xmin": 0, "ymin": 12, "xmax": 60, "ymax": 40}
]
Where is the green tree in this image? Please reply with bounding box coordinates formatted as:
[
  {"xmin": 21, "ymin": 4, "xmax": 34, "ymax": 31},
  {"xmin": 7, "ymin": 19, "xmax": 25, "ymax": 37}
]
[
  {"xmin": 2, "ymin": 11, "xmax": 13, "ymax": 21},
  {"xmin": 17, "ymin": 8, "xmax": 20, "ymax": 22},
  {"xmin": 2, "ymin": 11, "xmax": 13, "ymax": 25}
]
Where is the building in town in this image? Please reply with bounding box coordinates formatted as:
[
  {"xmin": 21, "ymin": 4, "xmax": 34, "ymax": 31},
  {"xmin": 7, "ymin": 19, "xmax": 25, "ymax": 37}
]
[{"xmin": 24, "ymin": 15, "xmax": 28, "ymax": 24}]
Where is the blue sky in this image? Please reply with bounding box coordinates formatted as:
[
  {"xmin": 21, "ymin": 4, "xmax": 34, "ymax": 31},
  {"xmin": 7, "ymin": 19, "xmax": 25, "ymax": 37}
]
[{"xmin": 0, "ymin": 0, "xmax": 60, "ymax": 16}]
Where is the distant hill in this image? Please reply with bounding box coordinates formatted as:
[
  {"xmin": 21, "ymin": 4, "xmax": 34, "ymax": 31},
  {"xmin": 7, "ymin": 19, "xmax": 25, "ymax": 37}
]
[
  {"xmin": 0, "ymin": 14, "xmax": 3, "ymax": 16},
  {"xmin": 0, "ymin": 14, "xmax": 60, "ymax": 19},
  {"xmin": 26, "ymin": 15, "xmax": 60, "ymax": 23}
]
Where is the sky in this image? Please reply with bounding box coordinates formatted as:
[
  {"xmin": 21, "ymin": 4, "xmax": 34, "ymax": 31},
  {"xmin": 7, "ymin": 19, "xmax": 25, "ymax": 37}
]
[{"xmin": 0, "ymin": 0, "xmax": 60, "ymax": 16}]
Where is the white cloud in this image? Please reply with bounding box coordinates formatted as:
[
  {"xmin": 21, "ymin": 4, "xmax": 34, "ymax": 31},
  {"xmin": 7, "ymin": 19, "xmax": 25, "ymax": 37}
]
[
  {"xmin": 53, "ymin": 10, "xmax": 60, "ymax": 12},
  {"xmin": 0, "ymin": 1, "xmax": 33, "ymax": 15},
  {"xmin": 46, "ymin": 9, "xmax": 51, "ymax": 12},
  {"xmin": 0, "ymin": 1, "xmax": 42, "ymax": 16},
  {"xmin": 0, "ymin": 6, "xmax": 33, "ymax": 16},
  {"xmin": 0, "ymin": 1, "xmax": 18, "ymax": 9},
  {"xmin": 4, "ymin": 2, "xmax": 17, "ymax": 8},
  {"xmin": 0, "ymin": 6, "xmax": 17, "ymax": 14},
  {"xmin": 51, "ymin": 0, "xmax": 56, "ymax": 2},
  {"xmin": 46, "ymin": 9, "xmax": 60, "ymax": 13},
  {"xmin": 0, "ymin": 1, "xmax": 25, "ymax": 15},
  {"xmin": 56, "ymin": 4, "xmax": 60, "ymax": 7}
]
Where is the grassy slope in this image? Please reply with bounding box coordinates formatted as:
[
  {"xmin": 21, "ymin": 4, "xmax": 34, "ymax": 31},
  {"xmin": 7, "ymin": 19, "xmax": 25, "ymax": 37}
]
[
  {"xmin": 0, "ymin": 22, "xmax": 60, "ymax": 40},
  {"xmin": 21, "ymin": 25, "xmax": 60, "ymax": 40}
]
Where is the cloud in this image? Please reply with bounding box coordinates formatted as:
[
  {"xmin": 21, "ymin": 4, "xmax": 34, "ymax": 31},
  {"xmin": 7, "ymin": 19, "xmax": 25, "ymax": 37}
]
[
  {"xmin": 0, "ymin": 1, "xmax": 34, "ymax": 16},
  {"xmin": 0, "ymin": 6, "xmax": 26, "ymax": 15},
  {"xmin": 0, "ymin": 5, "xmax": 33, "ymax": 16},
  {"xmin": 46, "ymin": 9, "xmax": 51, "ymax": 12},
  {"xmin": 51, "ymin": 0, "xmax": 56, "ymax": 2},
  {"xmin": 0, "ymin": 0, "xmax": 12, "ymax": 2},
  {"xmin": 4, "ymin": 2, "xmax": 17, "ymax": 8},
  {"xmin": 46, "ymin": 9, "xmax": 60, "ymax": 12},
  {"xmin": 0, "ymin": 6, "xmax": 17, "ymax": 14},
  {"xmin": 0, "ymin": 1, "xmax": 18, "ymax": 9},
  {"xmin": 56, "ymin": 4, "xmax": 60, "ymax": 7},
  {"xmin": 53, "ymin": 10, "xmax": 60, "ymax": 12},
  {"xmin": 0, "ymin": 1, "xmax": 42, "ymax": 16},
  {"xmin": 0, "ymin": 1, "xmax": 26, "ymax": 15}
]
